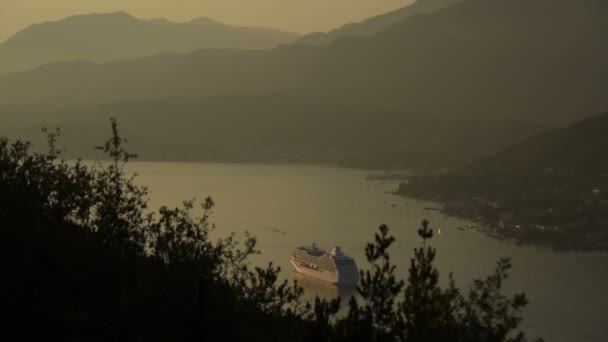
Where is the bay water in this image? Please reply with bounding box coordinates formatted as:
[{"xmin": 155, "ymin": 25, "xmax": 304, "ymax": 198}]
[{"xmin": 125, "ymin": 161, "xmax": 608, "ymax": 342}]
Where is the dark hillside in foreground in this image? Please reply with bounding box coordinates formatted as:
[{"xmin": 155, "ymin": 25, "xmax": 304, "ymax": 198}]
[
  {"xmin": 0, "ymin": 95, "xmax": 545, "ymax": 170},
  {"xmin": 293, "ymin": 0, "xmax": 462, "ymax": 46},
  {"xmin": 0, "ymin": 127, "xmax": 537, "ymax": 340},
  {"xmin": 0, "ymin": 0, "xmax": 606, "ymax": 124},
  {"xmin": 0, "ymin": 11, "xmax": 298, "ymax": 74},
  {"xmin": 398, "ymin": 112, "xmax": 608, "ymax": 250}
]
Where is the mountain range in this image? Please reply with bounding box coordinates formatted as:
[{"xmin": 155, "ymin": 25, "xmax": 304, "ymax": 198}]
[
  {"xmin": 0, "ymin": 11, "xmax": 298, "ymax": 74},
  {"xmin": 0, "ymin": 94, "xmax": 545, "ymax": 170},
  {"xmin": 1, "ymin": 0, "xmax": 607, "ymax": 175},
  {"xmin": 293, "ymin": 0, "xmax": 462, "ymax": 46},
  {"xmin": 400, "ymin": 110, "xmax": 608, "ymax": 199},
  {"xmin": 0, "ymin": 0, "xmax": 606, "ymax": 125},
  {"xmin": 397, "ymin": 110, "xmax": 608, "ymax": 250}
]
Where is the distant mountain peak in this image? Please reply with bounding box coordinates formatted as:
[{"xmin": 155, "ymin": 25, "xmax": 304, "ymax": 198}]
[
  {"xmin": 294, "ymin": 0, "xmax": 462, "ymax": 46},
  {"xmin": 0, "ymin": 11, "xmax": 299, "ymax": 74},
  {"xmin": 188, "ymin": 16, "xmax": 226, "ymax": 27},
  {"xmin": 64, "ymin": 11, "xmax": 138, "ymax": 22},
  {"xmin": 96, "ymin": 11, "xmax": 134, "ymax": 18}
]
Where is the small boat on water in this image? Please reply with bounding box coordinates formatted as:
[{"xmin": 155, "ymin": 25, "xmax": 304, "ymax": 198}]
[{"xmin": 290, "ymin": 244, "xmax": 359, "ymax": 285}]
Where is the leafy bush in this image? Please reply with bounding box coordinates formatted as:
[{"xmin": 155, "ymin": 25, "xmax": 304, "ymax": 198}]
[{"xmin": 0, "ymin": 119, "xmax": 539, "ymax": 341}]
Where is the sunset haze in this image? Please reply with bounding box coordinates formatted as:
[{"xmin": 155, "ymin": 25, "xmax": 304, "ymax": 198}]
[{"xmin": 0, "ymin": 0, "xmax": 415, "ymax": 41}]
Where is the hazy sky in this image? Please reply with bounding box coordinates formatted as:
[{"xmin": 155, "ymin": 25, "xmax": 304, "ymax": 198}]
[{"xmin": 0, "ymin": 0, "xmax": 415, "ymax": 40}]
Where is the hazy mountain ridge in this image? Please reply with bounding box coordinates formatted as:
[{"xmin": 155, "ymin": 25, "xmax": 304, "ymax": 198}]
[
  {"xmin": 315, "ymin": 0, "xmax": 608, "ymax": 123},
  {"xmin": 0, "ymin": 0, "xmax": 606, "ymax": 125},
  {"xmin": 0, "ymin": 11, "xmax": 298, "ymax": 74},
  {"xmin": 413, "ymin": 111, "xmax": 608, "ymax": 185},
  {"xmin": 294, "ymin": 0, "xmax": 462, "ymax": 46},
  {"xmin": 458, "ymin": 112, "xmax": 608, "ymax": 176},
  {"xmin": 0, "ymin": 95, "xmax": 545, "ymax": 170},
  {"xmin": 398, "ymin": 111, "xmax": 608, "ymax": 250}
]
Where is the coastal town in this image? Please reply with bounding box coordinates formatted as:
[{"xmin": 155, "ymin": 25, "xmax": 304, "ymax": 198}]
[{"xmin": 434, "ymin": 186, "xmax": 608, "ymax": 251}]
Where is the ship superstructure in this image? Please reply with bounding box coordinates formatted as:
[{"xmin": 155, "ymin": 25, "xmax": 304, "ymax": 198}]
[{"xmin": 290, "ymin": 244, "xmax": 359, "ymax": 285}]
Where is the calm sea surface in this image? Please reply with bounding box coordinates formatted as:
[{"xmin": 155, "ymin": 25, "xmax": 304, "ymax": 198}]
[{"xmin": 126, "ymin": 161, "xmax": 607, "ymax": 342}]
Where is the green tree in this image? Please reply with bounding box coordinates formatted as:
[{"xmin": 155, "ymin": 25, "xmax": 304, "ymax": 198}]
[
  {"xmin": 1, "ymin": 119, "xmax": 314, "ymax": 340},
  {"xmin": 397, "ymin": 219, "xmax": 460, "ymax": 341},
  {"xmin": 343, "ymin": 221, "xmax": 537, "ymax": 342},
  {"xmin": 1, "ymin": 120, "xmax": 540, "ymax": 341},
  {"xmin": 92, "ymin": 117, "xmax": 147, "ymax": 255},
  {"xmin": 458, "ymin": 258, "xmax": 531, "ymax": 342},
  {"xmin": 352, "ymin": 224, "xmax": 405, "ymax": 339}
]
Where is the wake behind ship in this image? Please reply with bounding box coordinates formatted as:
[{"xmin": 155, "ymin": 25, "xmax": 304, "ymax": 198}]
[{"xmin": 290, "ymin": 244, "xmax": 359, "ymax": 285}]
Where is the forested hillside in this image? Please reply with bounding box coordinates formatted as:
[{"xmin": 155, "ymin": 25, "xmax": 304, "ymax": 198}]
[
  {"xmin": 0, "ymin": 124, "xmax": 536, "ymax": 340},
  {"xmin": 0, "ymin": 95, "xmax": 545, "ymax": 170},
  {"xmin": 399, "ymin": 112, "xmax": 608, "ymax": 250}
]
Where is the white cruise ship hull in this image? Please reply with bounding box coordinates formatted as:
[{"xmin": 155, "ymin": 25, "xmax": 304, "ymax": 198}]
[{"xmin": 290, "ymin": 257, "xmax": 358, "ymax": 285}]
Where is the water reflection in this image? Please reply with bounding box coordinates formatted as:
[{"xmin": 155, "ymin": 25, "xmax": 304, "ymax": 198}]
[
  {"xmin": 292, "ymin": 272, "xmax": 357, "ymax": 303},
  {"xmin": 135, "ymin": 162, "xmax": 608, "ymax": 342}
]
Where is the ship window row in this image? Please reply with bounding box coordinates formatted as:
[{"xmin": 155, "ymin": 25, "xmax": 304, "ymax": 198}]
[
  {"xmin": 294, "ymin": 252, "xmax": 333, "ymax": 260},
  {"xmin": 295, "ymin": 258, "xmax": 356, "ymax": 272},
  {"xmin": 302, "ymin": 265, "xmax": 335, "ymax": 273},
  {"xmin": 295, "ymin": 258, "xmax": 335, "ymax": 267},
  {"xmin": 298, "ymin": 262, "xmax": 336, "ymax": 272},
  {"xmin": 294, "ymin": 255, "xmax": 337, "ymax": 267},
  {"xmin": 294, "ymin": 257, "xmax": 352, "ymax": 270}
]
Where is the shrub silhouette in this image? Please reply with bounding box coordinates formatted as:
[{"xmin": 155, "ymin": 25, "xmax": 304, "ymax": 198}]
[
  {"xmin": 331, "ymin": 219, "xmax": 537, "ymax": 342},
  {"xmin": 0, "ymin": 119, "xmax": 539, "ymax": 341}
]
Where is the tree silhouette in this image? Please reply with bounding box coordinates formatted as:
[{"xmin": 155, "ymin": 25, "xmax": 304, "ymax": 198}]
[
  {"xmin": 357, "ymin": 224, "xmax": 405, "ymax": 338},
  {"xmin": 0, "ymin": 120, "xmax": 540, "ymax": 341},
  {"xmin": 341, "ymin": 221, "xmax": 538, "ymax": 342}
]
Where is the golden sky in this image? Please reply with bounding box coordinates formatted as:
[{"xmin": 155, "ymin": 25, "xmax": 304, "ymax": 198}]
[{"xmin": 0, "ymin": 0, "xmax": 415, "ymax": 41}]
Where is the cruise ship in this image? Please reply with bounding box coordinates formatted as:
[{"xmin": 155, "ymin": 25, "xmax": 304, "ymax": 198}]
[{"xmin": 290, "ymin": 244, "xmax": 359, "ymax": 285}]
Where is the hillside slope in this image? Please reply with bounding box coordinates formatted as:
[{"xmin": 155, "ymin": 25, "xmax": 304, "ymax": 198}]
[
  {"xmin": 0, "ymin": 0, "xmax": 605, "ymax": 124},
  {"xmin": 0, "ymin": 95, "xmax": 545, "ymax": 170},
  {"xmin": 294, "ymin": 0, "xmax": 461, "ymax": 46},
  {"xmin": 398, "ymin": 111, "xmax": 608, "ymax": 250},
  {"xmin": 402, "ymin": 111, "xmax": 608, "ymax": 197}
]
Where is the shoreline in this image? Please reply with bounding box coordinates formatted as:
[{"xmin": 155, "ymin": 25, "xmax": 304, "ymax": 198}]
[
  {"xmin": 423, "ymin": 199, "xmax": 608, "ymax": 253},
  {"xmin": 379, "ymin": 176, "xmax": 608, "ymax": 253}
]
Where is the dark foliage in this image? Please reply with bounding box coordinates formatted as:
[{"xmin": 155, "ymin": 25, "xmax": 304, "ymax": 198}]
[
  {"xmin": 1, "ymin": 120, "xmax": 538, "ymax": 341},
  {"xmin": 0, "ymin": 121, "xmax": 308, "ymax": 341},
  {"xmin": 333, "ymin": 220, "xmax": 538, "ymax": 342}
]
